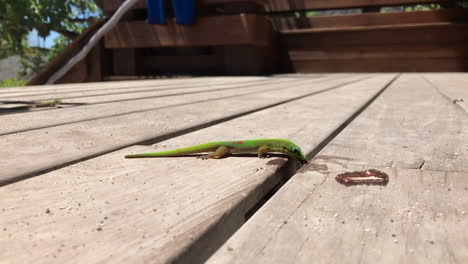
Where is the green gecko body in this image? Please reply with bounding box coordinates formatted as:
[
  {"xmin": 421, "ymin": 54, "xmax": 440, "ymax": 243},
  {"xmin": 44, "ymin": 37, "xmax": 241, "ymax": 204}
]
[
  {"xmin": 28, "ymin": 99, "xmax": 62, "ymax": 108},
  {"xmin": 125, "ymin": 138, "xmax": 308, "ymax": 164}
]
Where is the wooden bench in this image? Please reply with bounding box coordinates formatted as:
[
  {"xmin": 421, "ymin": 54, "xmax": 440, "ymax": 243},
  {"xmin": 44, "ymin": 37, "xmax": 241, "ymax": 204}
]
[
  {"xmin": 103, "ymin": 0, "xmax": 277, "ymax": 78},
  {"xmin": 270, "ymin": 0, "xmax": 468, "ymax": 72},
  {"xmin": 28, "ymin": 0, "xmax": 468, "ymax": 84}
]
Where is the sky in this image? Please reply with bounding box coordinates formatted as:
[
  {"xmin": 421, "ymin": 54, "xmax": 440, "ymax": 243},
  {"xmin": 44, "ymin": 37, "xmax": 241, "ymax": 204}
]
[{"xmin": 27, "ymin": 29, "xmax": 59, "ymax": 49}]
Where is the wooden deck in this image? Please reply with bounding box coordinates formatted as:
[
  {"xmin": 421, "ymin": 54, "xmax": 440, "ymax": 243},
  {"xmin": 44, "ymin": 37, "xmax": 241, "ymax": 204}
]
[{"xmin": 0, "ymin": 73, "xmax": 466, "ymax": 263}]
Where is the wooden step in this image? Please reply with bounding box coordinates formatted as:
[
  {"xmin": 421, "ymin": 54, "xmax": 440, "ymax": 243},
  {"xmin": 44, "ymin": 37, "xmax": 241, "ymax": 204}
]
[
  {"xmin": 104, "ymin": 14, "xmax": 272, "ymax": 48},
  {"xmin": 102, "ymin": 0, "xmax": 267, "ymax": 14}
]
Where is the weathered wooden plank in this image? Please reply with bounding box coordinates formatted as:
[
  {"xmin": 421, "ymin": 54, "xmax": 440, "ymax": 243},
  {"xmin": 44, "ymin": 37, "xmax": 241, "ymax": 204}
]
[
  {"xmin": 104, "ymin": 75, "xmax": 195, "ymax": 81},
  {"xmin": 0, "ymin": 77, "xmax": 315, "ymax": 135},
  {"xmin": 290, "ymin": 58, "xmax": 468, "ymax": 72},
  {"xmin": 282, "ymin": 23, "xmax": 468, "ymax": 47},
  {"xmin": 0, "ymin": 74, "xmax": 396, "ymax": 263},
  {"xmin": 288, "ymin": 44, "xmax": 468, "ymax": 60},
  {"xmin": 207, "ymin": 74, "xmax": 468, "ymax": 263},
  {"xmin": 281, "ymin": 23, "xmax": 468, "ymax": 72},
  {"xmin": 209, "ymin": 167, "xmax": 468, "ymax": 263},
  {"xmin": 313, "ymin": 74, "xmax": 468, "ymax": 172},
  {"xmin": 264, "ymin": 0, "xmax": 451, "ymax": 12},
  {"xmin": 423, "ymin": 73, "xmax": 468, "ymax": 114},
  {"xmin": 102, "ymin": 0, "xmax": 266, "ymax": 14},
  {"xmin": 0, "ymin": 77, "xmax": 259, "ymax": 96},
  {"xmin": 272, "ymin": 9, "xmax": 468, "ymax": 30},
  {"xmin": 0, "ymin": 77, "xmax": 275, "ymax": 104},
  {"xmin": 104, "ymin": 15, "xmax": 272, "ymax": 48},
  {"xmin": 0, "ymin": 77, "xmax": 266, "ymax": 99},
  {"xmin": 0, "ymin": 75, "xmax": 370, "ymax": 185}
]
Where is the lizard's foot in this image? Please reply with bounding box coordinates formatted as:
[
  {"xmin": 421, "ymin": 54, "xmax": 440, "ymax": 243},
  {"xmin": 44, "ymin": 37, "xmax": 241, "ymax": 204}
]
[{"xmin": 197, "ymin": 155, "xmax": 209, "ymax": 160}]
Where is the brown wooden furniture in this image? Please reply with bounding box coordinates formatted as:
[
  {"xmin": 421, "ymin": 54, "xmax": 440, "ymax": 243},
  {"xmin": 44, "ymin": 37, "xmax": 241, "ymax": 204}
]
[
  {"xmin": 104, "ymin": 0, "xmax": 276, "ymax": 78},
  {"xmin": 28, "ymin": 0, "xmax": 468, "ymax": 84},
  {"xmin": 271, "ymin": 0, "xmax": 468, "ymax": 72}
]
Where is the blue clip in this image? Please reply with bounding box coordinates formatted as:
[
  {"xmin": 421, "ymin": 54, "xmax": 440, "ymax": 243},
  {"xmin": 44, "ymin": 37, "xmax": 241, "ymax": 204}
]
[
  {"xmin": 147, "ymin": 0, "xmax": 196, "ymax": 25},
  {"xmin": 147, "ymin": 0, "xmax": 166, "ymax": 24},
  {"xmin": 173, "ymin": 0, "xmax": 196, "ymax": 25}
]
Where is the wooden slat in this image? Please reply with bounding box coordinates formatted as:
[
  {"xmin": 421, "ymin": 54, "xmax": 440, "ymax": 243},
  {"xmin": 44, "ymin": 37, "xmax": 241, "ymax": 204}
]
[
  {"xmin": 264, "ymin": 0, "xmax": 451, "ymax": 12},
  {"xmin": 207, "ymin": 74, "xmax": 468, "ymax": 263},
  {"xmin": 0, "ymin": 77, "xmax": 261, "ymax": 98},
  {"xmin": 282, "ymin": 23, "xmax": 468, "ymax": 72},
  {"xmin": 0, "ymin": 75, "xmax": 368, "ymax": 185},
  {"xmin": 423, "ymin": 73, "xmax": 468, "ymax": 113},
  {"xmin": 104, "ymin": 15, "xmax": 272, "ymax": 48},
  {"xmin": 0, "ymin": 77, "xmax": 302, "ymax": 135},
  {"xmin": 0, "ymin": 74, "xmax": 396, "ymax": 263},
  {"xmin": 288, "ymin": 44, "xmax": 468, "ymax": 60},
  {"xmin": 102, "ymin": 0, "xmax": 266, "ymax": 14},
  {"xmin": 210, "ymin": 167, "xmax": 468, "ymax": 263},
  {"xmin": 1, "ymin": 78, "xmax": 271, "ymax": 105},
  {"xmin": 291, "ymin": 58, "xmax": 468, "ymax": 72},
  {"xmin": 272, "ymin": 9, "xmax": 468, "ymax": 30},
  {"xmin": 282, "ymin": 23, "xmax": 468, "ymax": 47},
  {"xmin": 104, "ymin": 75, "xmax": 193, "ymax": 81}
]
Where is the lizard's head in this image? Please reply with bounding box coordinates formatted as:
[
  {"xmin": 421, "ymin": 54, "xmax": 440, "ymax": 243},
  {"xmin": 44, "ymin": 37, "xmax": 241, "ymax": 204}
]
[{"xmin": 285, "ymin": 144, "xmax": 308, "ymax": 164}]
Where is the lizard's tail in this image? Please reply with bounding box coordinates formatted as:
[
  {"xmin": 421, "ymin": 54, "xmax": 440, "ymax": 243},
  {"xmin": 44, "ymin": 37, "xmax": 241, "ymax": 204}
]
[{"xmin": 124, "ymin": 141, "xmax": 224, "ymax": 158}]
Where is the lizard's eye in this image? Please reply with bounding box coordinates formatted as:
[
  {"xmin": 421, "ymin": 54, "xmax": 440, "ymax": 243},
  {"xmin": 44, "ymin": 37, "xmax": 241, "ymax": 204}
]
[{"xmin": 293, "ymin": 149, "xmax": 299, "ymax": 153}]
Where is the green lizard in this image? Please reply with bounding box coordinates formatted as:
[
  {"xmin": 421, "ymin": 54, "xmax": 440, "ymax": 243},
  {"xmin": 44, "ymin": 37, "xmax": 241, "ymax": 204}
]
[
  {"xmin": 125, "ymin": 138, "xmax": 308, "ymax": 164},
  {"xmin": 28, "ymin": 99, "xmax": 62, "ymax": 108}
]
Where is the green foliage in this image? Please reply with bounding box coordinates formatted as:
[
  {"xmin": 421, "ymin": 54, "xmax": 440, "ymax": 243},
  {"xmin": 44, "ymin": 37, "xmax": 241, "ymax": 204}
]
[
  {"xmin": 305, "ymin": 11, "xmax": 319, "ymax": 17},
  {"xmin": 0, "ymin": 78, "xmax": 26, "ymax": 88},
  {"xmin": 46, "ymin": 35, "xmax": 72, "ymax": 62},
  {"xmin": 404, "ymin": 4, "xmax": 441, "ymax": 11},
  {"xmin": 0, "ymin": 0, "xmax": 102, "ymax": 75}
]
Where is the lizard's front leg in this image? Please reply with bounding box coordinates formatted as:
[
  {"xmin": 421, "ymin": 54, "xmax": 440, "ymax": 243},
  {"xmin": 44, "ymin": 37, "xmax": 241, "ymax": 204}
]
[
  {"xmin": 257, "ymin": 145, "xmax": 271, "ymax": 159},
  {"xmin": 200, "ymin": 146, "xmax": 230, "ymax": 160}
]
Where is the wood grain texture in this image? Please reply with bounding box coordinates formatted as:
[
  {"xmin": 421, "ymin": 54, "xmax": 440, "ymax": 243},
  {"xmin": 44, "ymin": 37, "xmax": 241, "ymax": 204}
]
[
  {"xmin": 0, "ymin": 76, "xmax": 255, "ymax": 95},
  {"xmin": 423, "ymin": 73, "xmax": 468, "ymax": 114},
  {"xmin": 316, "ymin": 74, "xmax": 468, "ymax": 172},
  {"xmin": 208, "ymin": 73, "xmax": 468, "ymax": 263},
  {"xmin": 0, "ymin": 75, "xmax": 396, "ymax": 263},
  {"xmin": 104, "ymin": 15, "xmax": 272, "ymax": 48},
  {"xmin": 272, "ymin": 9, "xmax": 468, "ymax": 31},
  {"xmin": 0, "ymin": 77, "xmax": 273, "ymax": 105},
  {"xmin": 102, "ymin": 0, "xmax": 266, "ymax": 14},
  {"xmin": 290, "ymin": 58, "xmax": 468, "ymax": 72},
  {"xmin": 208, "ymin": 167, "xmax": 468, "ymax": 263},
  {"xmin": 282, "ymin": 23, "xmax": 468, "ymax": 47},
  {"xmin": 264, "ymin": 0, "xmax": 451, "ymax": 11},
  {"xmin": 282, "ymin": 23, "xmax": 468, "ymax": 72},
  {"xmin": 288, "ymin": 44, "xmax": 468, "ymax": 60},
  {"xmin": 0, "ymin": 77, "xmax": 302, "ymax": 135},
  {"xmin": 0, "ymin": 75, "xmax": 368, "ymax": 185}
]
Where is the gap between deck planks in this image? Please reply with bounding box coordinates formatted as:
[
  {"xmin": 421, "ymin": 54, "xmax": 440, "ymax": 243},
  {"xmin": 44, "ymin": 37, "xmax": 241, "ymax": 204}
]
[
  {"xmin": 0, "ymin": 78, "xmax": 274, "ymax": 114},
  {"xmin": 0, "ymin": 75, "xmax": 396, "ymax": 263},
  {"xmin": 0, "ymin": 77, "xmax": 311, "ymax": 134},
  {"xmin": 0, "ymin": 74, "xmax": 372, "ymax": 186},
  {"xmin": 0, "ymin": 77, "xmax": 271, "ymax": 103},
  {"xmin": 423, "ymin": 73, "xmax": 468, "ymax": 114},
  {"xmin": 207, "ymin": 74, "xmax": 468, "ymax": 264}
]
